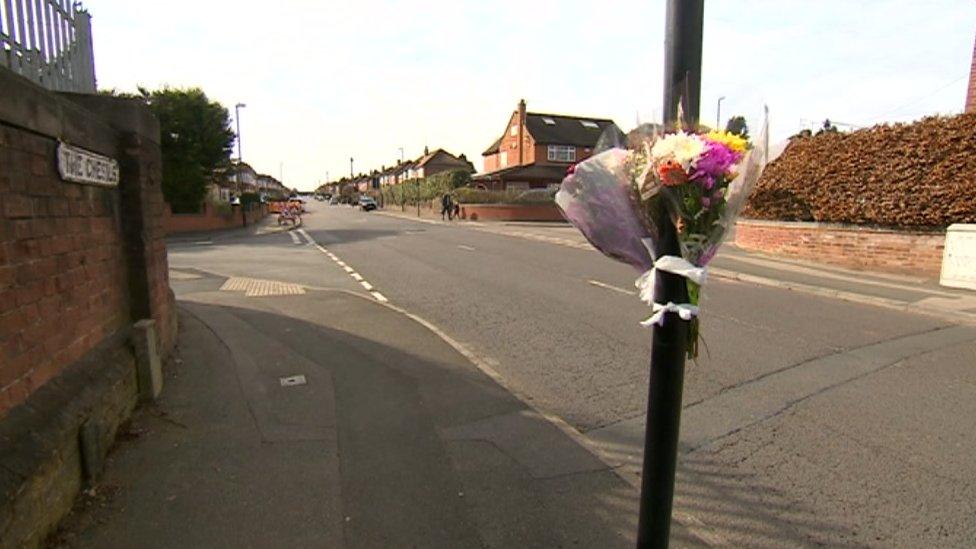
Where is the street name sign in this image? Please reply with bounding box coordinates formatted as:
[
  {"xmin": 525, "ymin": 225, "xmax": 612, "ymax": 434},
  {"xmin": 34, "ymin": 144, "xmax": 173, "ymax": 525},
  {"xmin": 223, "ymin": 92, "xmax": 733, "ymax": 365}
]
[{"xmin": 57, "ymin": 142, "xmax": 119, "ymax": 187}]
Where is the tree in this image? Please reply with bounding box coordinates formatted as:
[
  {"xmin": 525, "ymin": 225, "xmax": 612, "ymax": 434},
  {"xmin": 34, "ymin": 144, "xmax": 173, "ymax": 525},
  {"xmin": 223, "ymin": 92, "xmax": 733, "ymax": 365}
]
[
  {"xmin": 141, "ymin": 87, "xmax": 235, "ymax": 212},
  {"xmin": 725, "ymin": 115, "xmax": 749, "ymax": 139}
]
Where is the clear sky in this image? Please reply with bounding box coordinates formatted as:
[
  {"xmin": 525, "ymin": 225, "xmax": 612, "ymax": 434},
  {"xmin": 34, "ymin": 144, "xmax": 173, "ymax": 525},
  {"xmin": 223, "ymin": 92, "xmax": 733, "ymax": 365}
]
[{"xmin": 88, "ymin": 0, "xmax": 974, "ymax": 191}]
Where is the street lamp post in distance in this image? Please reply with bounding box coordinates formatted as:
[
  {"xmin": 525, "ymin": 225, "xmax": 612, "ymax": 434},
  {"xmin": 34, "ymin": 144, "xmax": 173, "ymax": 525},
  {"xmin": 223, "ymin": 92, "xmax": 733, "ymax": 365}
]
[
  {"xmin": 716, "ymin": 96, "xmax": 725, "ymax": 130},
  {"xmin": 235, "ymin": 102, "xmax": 247, "ymax": 227}
]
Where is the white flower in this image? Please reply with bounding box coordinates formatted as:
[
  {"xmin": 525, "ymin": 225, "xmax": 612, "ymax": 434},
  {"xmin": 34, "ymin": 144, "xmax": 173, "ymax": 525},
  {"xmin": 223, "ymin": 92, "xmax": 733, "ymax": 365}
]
[{"xmin": 650, "ymin": 132, "xmax": 706, "ymax": 170}]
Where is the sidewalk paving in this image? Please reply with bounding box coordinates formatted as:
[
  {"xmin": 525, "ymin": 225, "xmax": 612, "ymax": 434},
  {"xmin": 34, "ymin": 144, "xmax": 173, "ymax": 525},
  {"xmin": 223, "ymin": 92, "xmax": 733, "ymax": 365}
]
[
  {"xmin": 376, "ymin": 208, "xmax": 976, "ymax": 325},
  {"xmin": 51, "ymin": 270, "xmax": 705, "ymax": 548}
]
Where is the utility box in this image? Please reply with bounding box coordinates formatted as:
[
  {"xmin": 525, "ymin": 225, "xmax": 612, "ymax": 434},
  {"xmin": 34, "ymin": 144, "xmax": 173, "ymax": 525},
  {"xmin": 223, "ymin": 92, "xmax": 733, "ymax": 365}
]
[{"xmin": 940, "ymin": 224, "xmax": 976, "ymax": 290}]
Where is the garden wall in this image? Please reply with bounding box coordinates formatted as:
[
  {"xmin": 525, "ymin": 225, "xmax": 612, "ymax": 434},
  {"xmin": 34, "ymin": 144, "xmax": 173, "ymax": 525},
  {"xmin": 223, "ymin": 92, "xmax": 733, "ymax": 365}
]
[
  {"xmin": 735, "ymin": 219, "xmax": 945, "ymax": 276},
  {"xmin": 0, "ymin": 68, "xmax": 175, "ymax": 547},
  {"xmin": 164, "ymin": 202, "xmax": 268, "ymax": 234},
  {"xmin": 458, "ymin": 203, "xmax": 564, "ymax": 222}
]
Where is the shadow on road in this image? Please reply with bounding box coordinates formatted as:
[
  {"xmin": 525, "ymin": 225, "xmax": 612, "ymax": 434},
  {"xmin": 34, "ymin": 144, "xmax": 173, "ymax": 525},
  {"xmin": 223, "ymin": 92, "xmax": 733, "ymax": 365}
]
[{"xmin": 57, "ymin": 293, "xmax": 650, "ymax": 548}]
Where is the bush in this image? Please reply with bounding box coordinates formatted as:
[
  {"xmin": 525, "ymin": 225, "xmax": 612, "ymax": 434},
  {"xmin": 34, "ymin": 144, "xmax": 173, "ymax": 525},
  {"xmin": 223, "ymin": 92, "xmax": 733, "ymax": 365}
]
[
  {"xmin": 745, "ymin": 113, "xmax": 976, "ymax": 228},
  {"xmin": 454, "ymin": 187, "xmax": 556, "ymax": 204}
]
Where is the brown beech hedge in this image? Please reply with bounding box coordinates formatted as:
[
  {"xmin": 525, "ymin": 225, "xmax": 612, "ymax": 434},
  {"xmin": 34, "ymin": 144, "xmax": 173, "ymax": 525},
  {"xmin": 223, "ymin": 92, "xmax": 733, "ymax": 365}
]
[{"xmin": 744, "ymin": 113, "xmax": 976, "ymax": 228}]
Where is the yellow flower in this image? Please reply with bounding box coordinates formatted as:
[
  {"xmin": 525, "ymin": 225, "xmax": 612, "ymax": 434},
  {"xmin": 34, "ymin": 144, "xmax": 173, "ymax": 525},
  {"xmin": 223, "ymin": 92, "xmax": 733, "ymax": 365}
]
[{"xmin": 705, "ymin": 130, "xmax": 749, "ymax": 153}]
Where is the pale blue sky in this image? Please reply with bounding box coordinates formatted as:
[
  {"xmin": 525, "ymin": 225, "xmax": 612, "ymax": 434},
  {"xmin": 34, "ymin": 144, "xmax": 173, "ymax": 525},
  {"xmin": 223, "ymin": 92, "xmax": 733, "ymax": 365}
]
[{"xmin": 88, "ymin": 0, "xmax": 974, "ymax": 191}]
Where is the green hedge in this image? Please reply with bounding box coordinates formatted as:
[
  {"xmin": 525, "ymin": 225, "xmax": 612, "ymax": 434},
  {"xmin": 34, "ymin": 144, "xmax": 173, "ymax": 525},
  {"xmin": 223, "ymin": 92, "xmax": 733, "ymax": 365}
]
[
  {"xmin": 454, "ymin": 188, "xmax": 556, "ymax": 204},
  {"xmin": 379, "ymin": 169, "xmax": 472, "ymax": 206}
]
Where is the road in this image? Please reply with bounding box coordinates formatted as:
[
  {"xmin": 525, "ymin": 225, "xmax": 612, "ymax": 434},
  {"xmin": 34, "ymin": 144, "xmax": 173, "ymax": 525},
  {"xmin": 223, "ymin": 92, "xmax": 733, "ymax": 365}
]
[{"xmin": 169, "ymin": 202, "xmax": 976, "ymax": 547}]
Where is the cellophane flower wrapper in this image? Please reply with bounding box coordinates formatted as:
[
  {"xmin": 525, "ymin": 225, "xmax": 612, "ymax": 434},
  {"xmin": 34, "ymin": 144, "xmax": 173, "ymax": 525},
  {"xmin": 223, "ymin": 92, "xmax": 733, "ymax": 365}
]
[{"xmin": 555, "ymin": 148, "xmax": 657, "ymax": 273}]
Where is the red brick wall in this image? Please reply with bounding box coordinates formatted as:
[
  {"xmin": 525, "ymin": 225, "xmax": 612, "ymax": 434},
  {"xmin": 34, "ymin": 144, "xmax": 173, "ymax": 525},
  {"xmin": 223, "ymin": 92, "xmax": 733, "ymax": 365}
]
[
  {"xmin": 0, "ymin": 125, "xmax": 131, "ymax": 414},
  {"xmin": 735, "ymin": 219, "xmax": 945, "ymax": 276},
  {"xmin": 164, "ymin": 202, "xmax": 268, "ymax": 234},
  {"xmin": 967, "ymin": 35, "xmax": 976, "ymax": 114},
  {"xmin": 458, "ymin": 203, "xmax": 565, "ymax": 222}
]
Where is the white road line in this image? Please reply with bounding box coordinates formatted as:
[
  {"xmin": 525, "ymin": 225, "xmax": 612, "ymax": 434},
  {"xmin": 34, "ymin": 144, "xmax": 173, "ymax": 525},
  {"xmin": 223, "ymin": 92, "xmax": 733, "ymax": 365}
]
[
  {"xmin": 296, "ymin": 228, "xmax": 314, "ymax": 245},
  {"xmin": 298, "ymin": 223, "xmax": 390, "ymax": 304},
  {"xmin": 457, "ymin": 244, "xmax": 476, "ymax": 251},
  {"xmin": 587, "ymin": 279, "xmax": 636, "ymax": 296},
  {"xmin": 288, "ymin": 231, "xmax": 301, "ymax": 245}
]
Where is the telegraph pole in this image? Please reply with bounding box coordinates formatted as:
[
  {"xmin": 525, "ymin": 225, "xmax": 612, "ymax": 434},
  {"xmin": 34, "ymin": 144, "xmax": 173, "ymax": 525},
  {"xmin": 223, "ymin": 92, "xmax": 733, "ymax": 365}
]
[{"xmin": 637, "ymin": 1, "xmax": 703, "ymax": 547}]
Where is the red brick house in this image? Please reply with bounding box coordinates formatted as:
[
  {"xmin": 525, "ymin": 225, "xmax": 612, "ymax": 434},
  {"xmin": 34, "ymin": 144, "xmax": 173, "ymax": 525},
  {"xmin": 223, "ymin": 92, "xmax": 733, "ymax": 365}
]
[
  {"xmin": 410, "ymin": 147, "xmax": 475, "ymax": 179},
  {"xmin": 476, "ymin": 99, "xmax": 616, "ymax": 190}
]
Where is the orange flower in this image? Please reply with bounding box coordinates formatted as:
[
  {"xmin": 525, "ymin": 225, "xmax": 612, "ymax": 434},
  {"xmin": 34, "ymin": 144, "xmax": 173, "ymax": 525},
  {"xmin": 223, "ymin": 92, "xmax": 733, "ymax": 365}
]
[{"xmin": 657, "ymin": 160, "xmax": 688, "ymax": 187}]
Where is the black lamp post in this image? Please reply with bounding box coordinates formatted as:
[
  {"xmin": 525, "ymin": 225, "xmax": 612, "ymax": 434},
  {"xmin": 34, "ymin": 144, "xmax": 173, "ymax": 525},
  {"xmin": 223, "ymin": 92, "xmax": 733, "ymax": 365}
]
[{"xmin": 636, "ymin": 1, "xmax": 703, "ymax": 548}]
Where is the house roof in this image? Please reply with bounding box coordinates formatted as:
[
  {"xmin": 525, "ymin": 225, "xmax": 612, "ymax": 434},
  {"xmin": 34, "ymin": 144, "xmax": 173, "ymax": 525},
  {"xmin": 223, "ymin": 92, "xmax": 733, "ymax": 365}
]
[
  {"xmin": 524, "ymin": 112, "xmax": 616, "ymax": 146},
  {"xmin": 483, "ymin": 137, "xmax": 503, "ymax": 155},
  {"xmin": 473, "ymin": 162, "xmax": 570, "ymax": 182}
]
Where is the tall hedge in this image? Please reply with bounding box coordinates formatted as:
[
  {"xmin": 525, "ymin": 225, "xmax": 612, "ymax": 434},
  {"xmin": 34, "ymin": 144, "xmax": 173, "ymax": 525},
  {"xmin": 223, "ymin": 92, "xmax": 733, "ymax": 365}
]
[{"xmin": 744, "ymin": 113, "xmax": 976, "ymax": 228}]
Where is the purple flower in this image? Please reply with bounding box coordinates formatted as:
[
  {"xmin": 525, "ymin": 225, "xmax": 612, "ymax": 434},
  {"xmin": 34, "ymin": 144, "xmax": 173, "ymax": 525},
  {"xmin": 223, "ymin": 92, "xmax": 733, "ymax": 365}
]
[
  {"xmin": 693, "ymin": 141, "xmax": 738, "ymax": 178},
  {"xmin": 701, "ymin": 196, "xmax": 712, "ymax": 208}
]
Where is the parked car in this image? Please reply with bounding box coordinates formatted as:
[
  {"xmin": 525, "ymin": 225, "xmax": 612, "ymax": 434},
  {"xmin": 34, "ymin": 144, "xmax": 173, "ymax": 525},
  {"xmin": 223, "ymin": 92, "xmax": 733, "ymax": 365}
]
[
  {"xmin": 329, "ymin": 196, "xmax": 339, "ymax": 205},
  {"xmin": 359, "ymin": 196, "xmax": 377, "ymax": 212}
]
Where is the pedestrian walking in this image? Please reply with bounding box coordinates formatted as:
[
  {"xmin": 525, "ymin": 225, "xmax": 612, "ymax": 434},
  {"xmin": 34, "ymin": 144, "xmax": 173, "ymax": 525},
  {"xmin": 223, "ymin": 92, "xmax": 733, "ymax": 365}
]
[
  {"xmin": 453, "ymin": 199, "xmax": 461, "ymax": 221},
  {"xmin": 441, "ymin": 193, "xmax": 453, "ymax": 221}
]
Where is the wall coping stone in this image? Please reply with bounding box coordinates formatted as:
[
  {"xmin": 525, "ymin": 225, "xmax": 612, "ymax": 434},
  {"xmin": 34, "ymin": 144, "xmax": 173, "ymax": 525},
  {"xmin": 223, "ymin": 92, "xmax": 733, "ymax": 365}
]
[{"xmin": 737, "ymin": 218, "xmax": 946, "ymax": 236}]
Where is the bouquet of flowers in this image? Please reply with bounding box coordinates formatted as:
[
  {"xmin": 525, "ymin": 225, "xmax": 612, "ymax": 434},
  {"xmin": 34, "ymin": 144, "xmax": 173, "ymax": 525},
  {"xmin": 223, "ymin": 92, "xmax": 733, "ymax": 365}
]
[{"xmin": 556, "ymin": 119, "xmax": 768, "ymax": 359}]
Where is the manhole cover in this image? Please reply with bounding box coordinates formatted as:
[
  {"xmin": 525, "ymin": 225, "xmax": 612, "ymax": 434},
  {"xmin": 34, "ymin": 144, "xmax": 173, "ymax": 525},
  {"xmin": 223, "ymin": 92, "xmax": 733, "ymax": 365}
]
[{"xmin": 280, "ymin": 375, "xmax": 307, "ymax": 387}]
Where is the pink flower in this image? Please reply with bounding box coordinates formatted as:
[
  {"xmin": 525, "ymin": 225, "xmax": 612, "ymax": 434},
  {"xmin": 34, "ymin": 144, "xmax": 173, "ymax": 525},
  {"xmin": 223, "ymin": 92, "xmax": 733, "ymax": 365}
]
[{"xmin": 693, "ymin": 141, "xmax": 738, "ymax": 178}]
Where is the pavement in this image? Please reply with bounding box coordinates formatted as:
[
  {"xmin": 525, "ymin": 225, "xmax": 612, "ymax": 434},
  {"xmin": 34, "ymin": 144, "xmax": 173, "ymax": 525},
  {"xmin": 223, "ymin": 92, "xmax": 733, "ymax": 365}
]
[
  {"xmin": 52, "ymin": 206, "xmax": 976, "ymax": 547},
  {"xmin": 52, "ymin": 228, "xmax": 692, "ymax": 547}
]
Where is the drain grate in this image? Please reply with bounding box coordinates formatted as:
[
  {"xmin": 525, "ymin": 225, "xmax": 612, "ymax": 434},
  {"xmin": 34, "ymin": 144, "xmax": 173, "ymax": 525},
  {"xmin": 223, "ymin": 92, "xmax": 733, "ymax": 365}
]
[{"xmin": 219, "ymin": 277, "xmax": 306, "ymax": 297}]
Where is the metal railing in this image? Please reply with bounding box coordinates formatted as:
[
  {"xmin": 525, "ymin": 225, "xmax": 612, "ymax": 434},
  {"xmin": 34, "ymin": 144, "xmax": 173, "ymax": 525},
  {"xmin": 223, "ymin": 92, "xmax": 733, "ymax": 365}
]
[{"xmin": 0, "ymin": 0, "xmax": 96, "ymax": 93}]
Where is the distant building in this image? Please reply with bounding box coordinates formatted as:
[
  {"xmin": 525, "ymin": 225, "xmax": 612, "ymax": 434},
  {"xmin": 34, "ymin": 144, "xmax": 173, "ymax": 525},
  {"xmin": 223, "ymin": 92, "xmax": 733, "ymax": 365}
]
[
  {"xmin": 476, "ymin": 99, "xmax": 616, "ymax": 190},
  {"xmin": 967, "ymin": 34, "xmax": 976, "ymax": 113}
]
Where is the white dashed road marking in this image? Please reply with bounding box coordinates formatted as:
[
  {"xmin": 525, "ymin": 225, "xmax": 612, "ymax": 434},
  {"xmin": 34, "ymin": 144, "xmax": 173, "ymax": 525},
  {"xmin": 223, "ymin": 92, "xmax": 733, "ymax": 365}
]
[
  {"xmin": 297, "ymin": 229, "xmax": 389, "ymax": 304},
  {"xmin": 587, "ymin": 279, "xmax": 637, "ymax": 296},
  {"xmin": 457, "ymin": 244, "xmax": 476, "ymax": 251},
  {"xmin": 288, "ymin": 231, "xmax": 301, "ymax": 245}
]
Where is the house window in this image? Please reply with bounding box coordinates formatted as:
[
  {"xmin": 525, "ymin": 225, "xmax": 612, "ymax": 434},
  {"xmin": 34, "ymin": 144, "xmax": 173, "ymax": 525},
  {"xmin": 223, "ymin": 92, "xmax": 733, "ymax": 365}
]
[
  {"xmin": 510, "ymin": 124, "xmax": 518, "ymax": 136},
  {"xmin": 547, "ymin": 145, "xmax": 576, "ymax": 162},
  {"xmin": 580, "ymin": 120, "xmax": 600, "ymax": 129},
  {"xmin": 500, "ymin": 152, "xmax": 508, "ymax": 168},
  {"xmin": 542, "ymin": 117, "xmax": 556, "ymax": 125}
]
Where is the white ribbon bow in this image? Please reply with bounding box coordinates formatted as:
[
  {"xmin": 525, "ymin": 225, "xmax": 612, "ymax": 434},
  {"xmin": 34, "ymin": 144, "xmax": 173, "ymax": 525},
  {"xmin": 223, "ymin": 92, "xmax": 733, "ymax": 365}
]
[
  {"xmin": 634, "ymin": 254, "xmax": 708, "ymax": 306},
  {"xmin": 639, "ymin": 302, "xmax": 700, "ymax": 327},
  {"xmin": 634, "ymin": 244, "xmax": 706, "ymax": 327}
]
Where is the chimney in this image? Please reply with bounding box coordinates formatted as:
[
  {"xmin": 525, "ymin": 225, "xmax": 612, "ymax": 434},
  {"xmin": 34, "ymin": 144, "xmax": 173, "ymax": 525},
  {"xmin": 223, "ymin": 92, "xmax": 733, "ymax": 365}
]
[
  {"xmin": 518, "ymin": 98, "xmax": 527, "ymax": 165},
  {"xmin": 967, "ymin": 35, "xmax": 976, "ymax": 113},
  {"xmin": 424, "ymin": 145, "xmax": 429, "ymax": 155}
]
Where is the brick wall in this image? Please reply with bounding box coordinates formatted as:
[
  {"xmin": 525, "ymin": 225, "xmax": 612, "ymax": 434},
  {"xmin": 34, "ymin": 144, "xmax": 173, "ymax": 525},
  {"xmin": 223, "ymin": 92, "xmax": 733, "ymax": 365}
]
[
  {"xmin": 967, "ymin": 35, "xmax": 976, "ymax": 114},
  {"xmin": 735, "ymin": 219, "xmax": 945, "ymax": 276},
  {"xmin": 164, "ymin": 202, "xmax": 268, "ymax": 234},
  {"xmin": 0, "ymin": 126, "xmax": 131, "ymax": 414},
  {"xmin": 0, "ymin": 71, "xmax": 175, "ymax": 418}
]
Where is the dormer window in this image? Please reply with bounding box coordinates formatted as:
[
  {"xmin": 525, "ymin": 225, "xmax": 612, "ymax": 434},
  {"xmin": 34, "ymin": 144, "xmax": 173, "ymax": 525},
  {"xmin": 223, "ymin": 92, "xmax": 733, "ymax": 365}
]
[
  {"xmin": 580, "ymin": 120, "xmax": 599, "ymax": 129},
  {"xmin": 510, "ymin": 124, "xmax": 518, "ymax": 136},
  {"xmin": 542, "ymin": 117, "xmax": 556, "ymax": 125}
]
